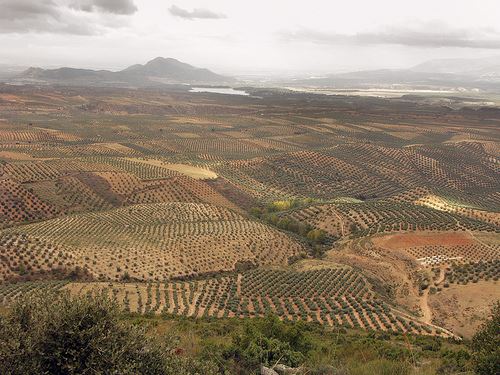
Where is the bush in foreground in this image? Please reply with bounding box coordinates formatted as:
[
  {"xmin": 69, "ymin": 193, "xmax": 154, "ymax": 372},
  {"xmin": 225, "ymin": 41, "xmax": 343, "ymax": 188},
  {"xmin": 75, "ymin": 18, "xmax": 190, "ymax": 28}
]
[
  {"xmin": 470, "ymin": 301, "xmax": 500, "ymax": 375},
  {"xmin": 0, "ymin": 291, "xmax": 489, "ymax": 374},
  {"xmin": 0, "ymin": 291, "xmax": 217, "ymax": 375},
  {"xmin": 228, "ymin": 315, "xmax": 313, "ymax": 369}
]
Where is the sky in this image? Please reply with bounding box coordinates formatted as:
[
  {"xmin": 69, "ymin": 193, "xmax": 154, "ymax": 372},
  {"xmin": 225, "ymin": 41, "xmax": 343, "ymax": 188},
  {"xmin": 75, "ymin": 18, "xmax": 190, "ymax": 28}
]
[{"xmin": 0, "ymin": 0, "xmax": 499, "ymax": 75}]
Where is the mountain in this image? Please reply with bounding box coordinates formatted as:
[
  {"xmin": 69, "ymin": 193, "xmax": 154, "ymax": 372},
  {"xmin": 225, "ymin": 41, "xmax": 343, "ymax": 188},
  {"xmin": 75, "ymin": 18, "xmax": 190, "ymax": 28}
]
[
  {"xmin": 281, "ymin": 57, "xmax": 500, "ymax": 91},
  {"xmin": 285, "ymin": 69, "xmax": 473, "ymax": 89},
  {"xmin": 23, "ymin": 67, "xmax": 110, "ymax": 80},
  {"xmin": 14, "ymin": 57, "xmax": 234, "ymax": 87},
  {"xmin": 0, "ymin": 64, "xmax": 30, "ymax": 80},
  {"xmin": 411, "ymin": 56, "xmax": 500, "ymax": 77},
  {"xmin": 121, "ymin": 57, "xmax": 228, "ymax": 83}
]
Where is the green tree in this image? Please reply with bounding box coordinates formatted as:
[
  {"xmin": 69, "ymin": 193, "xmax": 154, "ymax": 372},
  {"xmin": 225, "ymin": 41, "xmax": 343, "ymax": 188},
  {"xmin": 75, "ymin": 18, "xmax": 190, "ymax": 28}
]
[
  {"xmin": 307, "ymin": 229, "xmax": 326, "ymax": 243},
  {"xmin": 437, "ymin": 349, "xmax": 471, "ymax": 374},
  {"xmin": 0, "ymin": 291, "xmax": 217, "ymax": 375},
  {"xmin": 470, "ymin": 301, "xmax": 500, "ymax": 375},
  {"xmin": 229, "ymin": 315, "xmax": 312, "ymax": 370}
]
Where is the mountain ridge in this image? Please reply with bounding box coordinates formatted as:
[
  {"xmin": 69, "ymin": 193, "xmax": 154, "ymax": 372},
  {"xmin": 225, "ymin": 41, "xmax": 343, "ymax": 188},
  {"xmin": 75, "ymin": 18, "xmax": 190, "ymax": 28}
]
[
  {"xmin": 17, "ymin": 57, "xmax": 234, "ymax": 86},
  {"xmin": 281, "ymin": 57, "xmax": 500, "ymax": 90},
  {"xmin": 411, "ymin": 56, "xmax": 500, "ymax": 76}
]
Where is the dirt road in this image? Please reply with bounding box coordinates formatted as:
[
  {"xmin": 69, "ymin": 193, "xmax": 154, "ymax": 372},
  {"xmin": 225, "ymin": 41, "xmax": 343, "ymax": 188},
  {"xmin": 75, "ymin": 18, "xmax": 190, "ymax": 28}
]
[{"xmin": 420, "ymin": 267, "xmax": 446, "ymax": 325}]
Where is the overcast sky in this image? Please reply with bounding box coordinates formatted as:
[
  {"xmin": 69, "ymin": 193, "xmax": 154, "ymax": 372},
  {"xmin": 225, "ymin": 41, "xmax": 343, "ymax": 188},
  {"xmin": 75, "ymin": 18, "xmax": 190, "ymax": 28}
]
[{"xmin": 0, "ymin": 0, "xmax": 499, "ymax": 75}]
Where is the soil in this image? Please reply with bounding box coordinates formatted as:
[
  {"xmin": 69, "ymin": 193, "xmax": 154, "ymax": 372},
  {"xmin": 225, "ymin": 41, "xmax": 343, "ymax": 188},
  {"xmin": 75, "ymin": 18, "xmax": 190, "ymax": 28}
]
[
  {"xmin": 372, "ymin": 231, "xmax": 475, "ymax": 249},
  {"xmin": 429, "ymin": 280, "xmax": 500, "ymax": 338},
  {"xmin": 125, "ymin": 158, "xmax": 217, "ymax": 180}
]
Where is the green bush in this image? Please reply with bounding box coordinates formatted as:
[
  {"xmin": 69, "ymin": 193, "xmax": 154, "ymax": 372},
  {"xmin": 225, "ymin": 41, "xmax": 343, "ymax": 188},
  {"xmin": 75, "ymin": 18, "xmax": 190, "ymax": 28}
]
[
  {"xmin": 438, "ymin": 349, "xmax": 471, "ymax": 374},
  {"xmin": 349, "ymin": 359, "xmax": 411, "ymax": 375},
  {"xmin": 0, "ymin": 291, "xmax": 218, "ymax": 375},
  {"xmin": 228, "ymin": 315, "xmax": 313, "ymax": 370},
  {"xmin": 470, "ymin": 301, "xmax": 500, "ymax": 375},
  {"xmin": 307, "ymin": 229, "xmax": 327, "ymax": 244},
  {"xmin": 413, "ymin": 335, "xmax": 442, "ymax": 352}
]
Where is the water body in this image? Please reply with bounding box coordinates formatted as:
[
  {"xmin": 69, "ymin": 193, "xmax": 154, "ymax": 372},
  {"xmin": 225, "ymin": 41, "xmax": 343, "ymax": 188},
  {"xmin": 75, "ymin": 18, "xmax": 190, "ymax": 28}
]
[{"xmin": 189, "ymin": 87, "xmax": 249, "ymax": 96}]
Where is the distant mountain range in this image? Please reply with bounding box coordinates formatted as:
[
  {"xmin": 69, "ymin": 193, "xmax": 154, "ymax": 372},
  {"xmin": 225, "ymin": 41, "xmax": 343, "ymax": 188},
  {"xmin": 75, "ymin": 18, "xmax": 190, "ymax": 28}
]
[
  {"xmin": 285, "ymin": 56, "xmax": 500, "ymax": 91},
  {"xmin": 411, "ymin": 56, "xmax": 500, "ymax": 77},
  {"xmin": 14, "ymin": 57, "xmax": 234, "ymax": 87},
  {"xmin": 3, "ymin": 56, "xmax": 500, "ymax": 92}
]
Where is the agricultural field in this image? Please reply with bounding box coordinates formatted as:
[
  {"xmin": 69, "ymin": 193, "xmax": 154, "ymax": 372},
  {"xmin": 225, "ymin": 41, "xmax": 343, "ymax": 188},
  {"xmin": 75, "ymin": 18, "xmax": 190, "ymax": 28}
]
[
  {"xmin": 0, "ymin": 84, "xmax": 499, "ymax": 340},
  {"xmin": 0, "ymin": 202, "xmax": 305, "ymax": 280},
  {"xmin": 0, "ymin": 267, "xmax": 454, "ymax": 337}
]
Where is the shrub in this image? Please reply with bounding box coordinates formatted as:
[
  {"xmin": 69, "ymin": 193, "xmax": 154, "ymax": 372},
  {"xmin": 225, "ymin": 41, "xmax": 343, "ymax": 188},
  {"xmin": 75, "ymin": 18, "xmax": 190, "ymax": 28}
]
[
  {"xmin": 0, "ymin": 291, "xmax": 217, "ymax": 375},
  {"xmin": 228, "ymin": 315, "xmax": 313, "ymax": 370},
  {"xmin": 307, "ymin": 229, "xmax": 326, "ymax": 243},
  {"xmin": 349, "ymin": 359, "xmax": 411, "ymax": 375},
  {"xmin": 438, "ymin": 349, "xmax": 471, "ymax": 374},
  {"xmin": 470, "ymin": 301, "xmax": 500, "ymax": 375}
]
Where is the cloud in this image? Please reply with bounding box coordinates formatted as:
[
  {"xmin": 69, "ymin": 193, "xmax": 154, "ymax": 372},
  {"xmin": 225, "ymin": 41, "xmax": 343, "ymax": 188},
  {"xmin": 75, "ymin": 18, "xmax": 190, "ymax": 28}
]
[
  {"xmin": 0, "ymin": 0, "xmax": 59, "ymax": 20},
  {"xmin": 0, "ymin": 0, "xmax": 136, "ymax": 34},
  {"xmin": 169, "ymin": 5, "xmax": 226, "ymax": 20},
  {"xmin": 281, "ymin": 23, "xmax": 500, "ymax": 49},
  {"xmin": 0, "ymin": 0, "xmax": 94, "ymax": 34},
  {"xmin": 72, "ymin": 0, "xmax": 137, "ymax": 15}
]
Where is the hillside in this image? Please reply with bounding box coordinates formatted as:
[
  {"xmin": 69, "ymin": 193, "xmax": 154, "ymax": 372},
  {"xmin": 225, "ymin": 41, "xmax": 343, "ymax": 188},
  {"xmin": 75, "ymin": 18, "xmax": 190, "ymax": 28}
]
[
  {"xmin": 281, "ymin": 56, "xmax": 500, "ymax": 90},
  {"xmin": 121, "ymin": 57, "xmax": 232, "ymax": 83},
  {"xmin": 0, "ymin": 84, "xmax": 498, "ymax": 344},
  {"xmin": 0, "ymin": 202, "xmax": 305, "ymax": 281},
  {"xmin": 411, "ymin": 56, "xmax": 500, "ymax": 77},
  {"xmin": 16, "ymin": 57, "xmax": 234, "ymax": 86}
]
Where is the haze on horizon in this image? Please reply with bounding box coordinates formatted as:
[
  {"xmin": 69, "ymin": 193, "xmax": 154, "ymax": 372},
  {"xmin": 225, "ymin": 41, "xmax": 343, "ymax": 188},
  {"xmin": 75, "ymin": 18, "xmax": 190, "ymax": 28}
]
[{"xmin": 1, "ymin": 0, "xmax": 500, "ymax": 76}]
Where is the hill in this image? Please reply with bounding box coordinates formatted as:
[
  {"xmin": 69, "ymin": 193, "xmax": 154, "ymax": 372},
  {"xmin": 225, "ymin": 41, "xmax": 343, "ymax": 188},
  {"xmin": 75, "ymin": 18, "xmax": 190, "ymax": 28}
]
[
  {"xmin": 17, "ymin": 57, "xmax": 234, "ymax": 87},
  {"xmin": 120, "ymin": 57, "xmax": 232, "ymax": 84},
  {"xmin": 0, "ymin": 202, "xmax": 306, "ymax": 281},
  {"xmin": 0, "ymin": 85, "xmax": 498, "ymax": 342},
  {"xmin": 411, "ymin": 56, "xmax": 500, "ymax": 77},
  {"xmin": 281, "ymin": 56, "xmax": 500, "ymax": 90}
]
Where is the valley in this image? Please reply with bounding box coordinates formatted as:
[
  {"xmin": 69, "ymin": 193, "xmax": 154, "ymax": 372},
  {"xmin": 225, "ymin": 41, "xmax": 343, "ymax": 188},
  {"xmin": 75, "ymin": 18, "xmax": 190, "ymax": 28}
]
[{"xmin": 0, "ymin": 83, "xmax": 498, "ymax": 343}]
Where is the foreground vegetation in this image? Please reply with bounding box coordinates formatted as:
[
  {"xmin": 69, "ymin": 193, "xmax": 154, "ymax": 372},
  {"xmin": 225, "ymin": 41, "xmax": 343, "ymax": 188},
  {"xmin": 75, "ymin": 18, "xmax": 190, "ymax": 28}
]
[{"xmin": 0, "ymin": 292, "xmax": 498, "ymax": 374}]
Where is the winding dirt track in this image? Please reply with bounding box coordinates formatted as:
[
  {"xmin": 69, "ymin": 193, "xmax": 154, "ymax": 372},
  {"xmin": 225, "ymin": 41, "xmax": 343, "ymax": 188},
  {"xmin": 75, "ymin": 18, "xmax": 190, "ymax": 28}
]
[
  {"xmin": 420, "ymin": 267, "xmax": 446, "ymax": 325},
  {"xmin": 332, "ymin": 208, "xmax": 346, "ymax": 237}
]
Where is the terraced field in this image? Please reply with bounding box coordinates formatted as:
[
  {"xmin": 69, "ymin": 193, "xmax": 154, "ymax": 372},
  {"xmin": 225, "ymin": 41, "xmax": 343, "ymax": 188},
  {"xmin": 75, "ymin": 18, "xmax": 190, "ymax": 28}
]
[
  {"xmin": 282, "ymin": 200, "xmax": 499, "ymax": 240},
  {"xmin": 0, "ymin": 268, "xmax": 453, "ymax": 337},
  {"xmin": 0, "ymin": 202, "xmax": 305, "ymax": 281},
  {"xmin": 0, "ymin": 84, "xmax": 498, "ymax": 339}
]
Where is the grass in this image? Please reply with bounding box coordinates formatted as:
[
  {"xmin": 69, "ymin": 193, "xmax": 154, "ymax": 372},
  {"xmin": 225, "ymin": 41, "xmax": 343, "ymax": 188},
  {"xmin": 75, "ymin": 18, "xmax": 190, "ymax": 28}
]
[{"xmin": 123, "ymin": 313, "xmax": 473, "ymax": 374}]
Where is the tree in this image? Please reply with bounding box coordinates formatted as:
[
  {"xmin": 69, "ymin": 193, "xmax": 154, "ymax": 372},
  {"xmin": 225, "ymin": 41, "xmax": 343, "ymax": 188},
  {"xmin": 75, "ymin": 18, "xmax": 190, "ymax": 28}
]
[
  {"xmin": 228, "ymin": 315, "xmax": 312, "ymax": 370},
  {"xmin": 0, "ymin": 291, "xmax": 217, "ymax": 375},
  {"xmin": 306, "ymin": 229, "xmax": 326, "ymax": 244},
  {"xmin": 437, "ymin": 349, "xmax": 471, "ymax": 374},
  {"xmin": 470, "ymin": 301, "xmax": 500, "ymax": 375}
]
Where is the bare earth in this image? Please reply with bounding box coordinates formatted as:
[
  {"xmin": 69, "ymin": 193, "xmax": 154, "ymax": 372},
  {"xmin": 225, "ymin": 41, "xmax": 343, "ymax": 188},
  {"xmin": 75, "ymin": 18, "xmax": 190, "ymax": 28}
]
[
  {"xmin": 125, "ymin": 158, "xmax": 218, "ymax": 179},
  {"xmin": 429, "ymin": 281, "xmax": 500, "ymax": 338}
]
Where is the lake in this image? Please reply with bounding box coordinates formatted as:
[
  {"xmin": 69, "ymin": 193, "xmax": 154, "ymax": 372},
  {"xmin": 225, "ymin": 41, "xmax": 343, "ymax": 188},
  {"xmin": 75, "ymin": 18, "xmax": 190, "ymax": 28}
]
[{"xmin": 189, "ymin": 87, "xmax": 249, "ymax": 96}]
